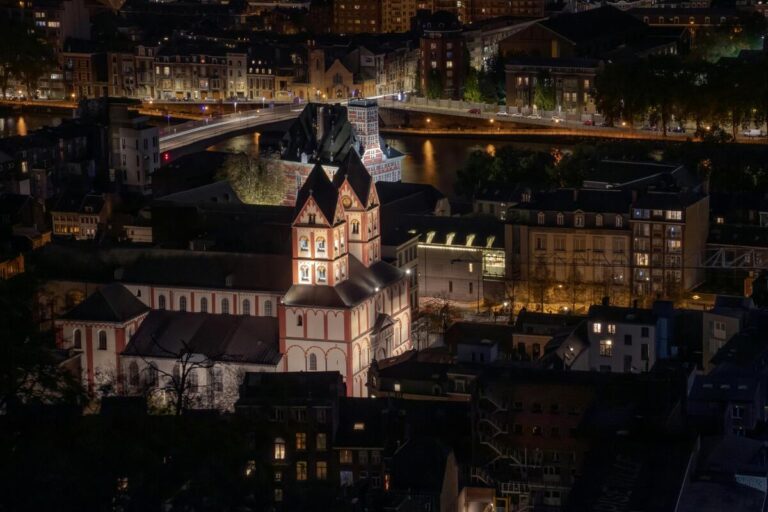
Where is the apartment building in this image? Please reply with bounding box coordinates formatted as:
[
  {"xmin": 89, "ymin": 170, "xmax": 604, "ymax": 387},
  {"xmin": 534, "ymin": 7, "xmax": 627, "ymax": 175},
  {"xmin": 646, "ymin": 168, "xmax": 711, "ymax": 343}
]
[
  {"xmin": 333, "ymin": 1, "xmax": 382, "ymax": 34},
  {"xmin": 419, "ymin": 10, "xmax": 467, "ymax": 99},
  {"xmin": 50, "ymin": 192, "xmax": 110, "ymax": 240}
]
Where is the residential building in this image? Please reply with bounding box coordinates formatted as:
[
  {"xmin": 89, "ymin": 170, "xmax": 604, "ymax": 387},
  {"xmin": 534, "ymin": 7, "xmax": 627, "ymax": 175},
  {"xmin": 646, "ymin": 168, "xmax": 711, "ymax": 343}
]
[
  {"xmin": 381, "ymin": 0, "xmax": 419, "ymax": 33},
  {"xmin": 582, "ymin": 304, "xmax": 662, "ymax": 373},
  {"xmin": 333, "ymin": 0, "xmax": 382, "ymax": 34},
  {"xmin": 111, "ymin": 111, "xmax": 160, "ymax": 194},
  {"xmin": 701, "ymin": 296, "xmax": 754, "ymax": 372},
  {"xmin": 50, "ymin": 192, "xmax": 110, "ymax": 240},
  {"xmin": 511, "ymin": 309, "xmax": 584, "ymax": 360},
  {"xmin": 419, "ymin": 10, "xmax": 466, "ymax": 99}
]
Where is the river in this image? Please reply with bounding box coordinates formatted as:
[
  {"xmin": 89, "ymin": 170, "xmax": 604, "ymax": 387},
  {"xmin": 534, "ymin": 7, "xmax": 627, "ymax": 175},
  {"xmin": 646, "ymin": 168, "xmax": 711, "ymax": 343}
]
[
  {"xmin": 208, "ymin": 132, "xmax": 570, "ymax": 199},
  {"xmin": 2, "ymin": 112, "xmax": 569, "ymax": 198}
]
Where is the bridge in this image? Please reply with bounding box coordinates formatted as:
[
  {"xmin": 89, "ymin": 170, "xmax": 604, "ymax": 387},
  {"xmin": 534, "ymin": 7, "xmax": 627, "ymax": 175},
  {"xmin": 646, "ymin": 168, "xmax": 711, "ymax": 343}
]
[{"xmin": 158, "ymin": 104, "xmax": 302, "ymax": 154}]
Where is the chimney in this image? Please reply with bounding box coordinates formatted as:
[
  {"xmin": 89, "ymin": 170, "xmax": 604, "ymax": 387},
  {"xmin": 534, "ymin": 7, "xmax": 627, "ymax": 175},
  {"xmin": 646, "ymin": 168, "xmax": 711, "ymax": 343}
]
[{"xmin": 601, "ymin": 296, "xmax": 609, "ymax": 306}]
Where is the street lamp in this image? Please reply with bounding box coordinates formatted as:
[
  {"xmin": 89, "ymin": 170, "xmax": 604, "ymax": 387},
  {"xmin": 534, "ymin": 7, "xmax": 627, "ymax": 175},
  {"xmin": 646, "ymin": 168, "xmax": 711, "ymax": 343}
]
[{"xmin": 234, "ymin": 101, "xmax": 238, "ymax": 114}]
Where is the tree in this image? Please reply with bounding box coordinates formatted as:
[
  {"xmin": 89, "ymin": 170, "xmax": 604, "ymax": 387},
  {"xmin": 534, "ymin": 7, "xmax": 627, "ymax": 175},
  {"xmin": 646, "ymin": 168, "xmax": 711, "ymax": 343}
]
[
  {"xmin": 16, "ymin": 31, "xmax": 53, "ymax": 97},
  {"xmin": 528, "ymin": 257, "xmax": 553, "ymax": 312},
  {"xmin": 533, "ymin": 71, "xmax": 556, "ymax": 111},
  {"xmin": 216, "ymin": 152, "xmax": 286, "ymax": 205},
  {"xmin": 426, "ymin": 70, "xmax": 444, "ymax": 99},
  {"xmin": 463, "ymin": 68, "xmax": 482, "ymax": 102},
  {"xmin": 139, "ymin": 336, "xmax": 216, "ymax": 415},
  {"xmin": 0, "ymin": 273, "xmax": 85, "ymax": 413}
]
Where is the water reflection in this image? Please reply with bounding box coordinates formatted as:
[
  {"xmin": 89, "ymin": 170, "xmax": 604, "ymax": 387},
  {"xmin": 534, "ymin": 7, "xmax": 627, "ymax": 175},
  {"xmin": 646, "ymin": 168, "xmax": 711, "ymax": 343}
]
[
  {"xmin": 208, "ymin": 131, "xmax": 571, "ymax": 199},
  {"xmin": 16, "ymin": 117, "xmax": 27, "ymax": 136},
  {"xmin": 0, "ymin": 114, "xmax": 61, "ymax": 137}
]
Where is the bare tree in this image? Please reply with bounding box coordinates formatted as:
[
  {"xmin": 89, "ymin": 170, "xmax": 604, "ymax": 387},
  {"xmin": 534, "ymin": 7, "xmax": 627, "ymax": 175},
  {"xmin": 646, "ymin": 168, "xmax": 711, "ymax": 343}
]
[
  {"xmin": 138, "ymin": 336, "xmax": 217, "ymax": 415},
  {"xmin": 528, "ymin": 257, "xmax": 552, "ymax": 312}
]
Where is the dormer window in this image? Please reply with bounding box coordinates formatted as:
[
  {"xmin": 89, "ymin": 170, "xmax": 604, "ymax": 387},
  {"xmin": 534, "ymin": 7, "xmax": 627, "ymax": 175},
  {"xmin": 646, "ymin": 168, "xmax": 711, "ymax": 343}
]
[
  {"xmin": 556, "ymin": 213, "xmax": 564, "ymax": 226},
  {"xmin": 299, "ymin": 237, "xmax": 309, "ymax": 252},
  {"xmin": 615, "ymin": 215, "xmax": 623, "ymax": 228},
  {"xmin": 595, "ymin": 214, "xmax": 603, "ymax": 227},
  {"xmin": 446, "ymin": 232, "xmax": 455, "ymax": 245},
  {"xmin": 575, "ymin": 214, "xmax": 584, "ymax": 228},
  {"xmin": 537, "ymin": 212, "xmax": 545, "ymax": 225}
]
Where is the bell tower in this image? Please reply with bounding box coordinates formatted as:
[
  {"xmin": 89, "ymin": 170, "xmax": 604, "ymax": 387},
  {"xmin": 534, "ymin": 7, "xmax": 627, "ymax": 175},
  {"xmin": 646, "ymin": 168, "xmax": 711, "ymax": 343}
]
[{"xmin": 347, "ymin": 99, "xmax": 383, "ymax": 165}]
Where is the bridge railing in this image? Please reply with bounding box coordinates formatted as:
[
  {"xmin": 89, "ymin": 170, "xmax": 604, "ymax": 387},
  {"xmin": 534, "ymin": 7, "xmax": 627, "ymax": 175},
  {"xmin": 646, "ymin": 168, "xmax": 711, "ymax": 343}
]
[{"xmin": 158, "ymin": 103, "xmax": 299, "ymax": 139}]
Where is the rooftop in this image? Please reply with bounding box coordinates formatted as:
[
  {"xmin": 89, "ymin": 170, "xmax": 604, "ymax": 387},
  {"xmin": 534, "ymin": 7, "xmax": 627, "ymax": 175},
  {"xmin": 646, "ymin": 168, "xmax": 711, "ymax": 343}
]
[{"xmin": 61, "ymin": 283, "xmax": 148, "ymax": 323}]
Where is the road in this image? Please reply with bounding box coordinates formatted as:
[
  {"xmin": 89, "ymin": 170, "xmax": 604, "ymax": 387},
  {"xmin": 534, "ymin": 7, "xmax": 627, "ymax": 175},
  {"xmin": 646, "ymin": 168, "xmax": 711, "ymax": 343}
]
[{"xmin": 158, "ymin": 104, "xmax": 301, "ymax": 152}]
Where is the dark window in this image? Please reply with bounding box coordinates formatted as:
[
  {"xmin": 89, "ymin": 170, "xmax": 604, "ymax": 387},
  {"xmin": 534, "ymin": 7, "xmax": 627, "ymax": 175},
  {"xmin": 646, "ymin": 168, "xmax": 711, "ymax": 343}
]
[
  {"xmin": 179, "ymin": 296, "xmax": 187, "ymax": 312},
  {"xmin": 641, "ymin": 327, "xmax": 649, "ymax": 337},
  {"xmin": 641, "ymin": 343, "xmax": 649, "ymax": 360},
  {"xmin": 624, "ymin": 355, "xmax": 633, "ymax": 372},
  {"xmin": 73, "ymin": 329, "xmax": 82, "ymax": 349},
  {"xmin": 98, "ymin": 331, "xmax": 107, "ymax": 350},
  {"xmin": 624, "ymin": 334, "xmax": 632, "ymax": 345},
  {"xmin": 200, "ymin": 297, "xmax": 208, "ymax": 313},
  {"xmin": 158, "ymin": 294, "xmax": 166, "ymax": 310}
]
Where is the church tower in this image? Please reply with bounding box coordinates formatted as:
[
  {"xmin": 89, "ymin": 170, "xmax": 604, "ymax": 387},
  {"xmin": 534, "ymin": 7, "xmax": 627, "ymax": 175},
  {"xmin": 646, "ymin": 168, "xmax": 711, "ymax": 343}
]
[
  {"xmin": 347, "ymin": 99, "xmax": 384, "ymax": 165},
  {"xmin": 291, "ymin": 164, "xmax": 349, "ymax": 286},
  {"xmin": 332, "ymin": 152, "xmax": 381, "ymax": 267}
]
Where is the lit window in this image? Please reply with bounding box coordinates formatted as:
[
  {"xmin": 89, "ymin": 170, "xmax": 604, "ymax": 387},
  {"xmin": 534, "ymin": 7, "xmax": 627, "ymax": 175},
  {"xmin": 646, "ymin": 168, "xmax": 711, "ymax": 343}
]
[
  {"xmin": 600, "ymin": 339, "xmax": 613, "ymax": 357},
  {"xmin": 317, "ymin": 433, "xmax": 327, "ymax": 451},
  {"xmin": 537, "ymin": 212, "xmax": 545, "ymax": 225},
  {"xmin": 340, "ymin": 449, "xmax": 353, "ymax": 464},
  {"xmin": 274, "ymin": 438, "xmax": 286, "ymax": 460},
  {"xmin": 296, "ymin": 432, "xmax": 306, "ymax": 450},
  {"xmin": 575, "ymin": 214, "xmax": 584, "ymax": 227},
  {"xmin": 299, "ymin": 236, "xmax": 309, "ymax": 251},
  {"xmin": 666, "ymin": 210, "xmax": 682, "ymax": 220},
  {"xmin": 592, "ymin": 322, "xmax": 602, "ymax": 334},
  {"xmin": 353, "ymin": 422, "xmax": 365, "ymax": 431},
  {"xmin": 296, "ymin": 461, "xmax": 307, "ymax": 481},
  {"xmin": 316, "ymin": 461, "xmax": 328, "ymax": 480},
  {"xmin": 607, "ymin": 324, "xmax": 616, "ymax": 334}
]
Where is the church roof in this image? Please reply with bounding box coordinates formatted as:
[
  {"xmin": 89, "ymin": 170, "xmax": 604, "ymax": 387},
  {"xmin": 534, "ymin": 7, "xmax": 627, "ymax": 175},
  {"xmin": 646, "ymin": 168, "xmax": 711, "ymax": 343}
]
[
  {"xmin": 332, "ymin": 151, "xmax": 372, "ymax": 206},
  {"xmin": 123, "ymin": 310, "xmax": 281, "ymax": 366},
  {"xmin": 294, "ymin": 163, "xmax": 339, "ymax": 224},
  {"xmin": 281, "ymin": 103, "xmax": 357, "ymax": 165},
  {"xmin": 62, "ymin": 283, "xmax": 148, "ymax": 323},
  {"xmin": 283, "ymin": 256, "xmax": 404, "ymax": 308}
]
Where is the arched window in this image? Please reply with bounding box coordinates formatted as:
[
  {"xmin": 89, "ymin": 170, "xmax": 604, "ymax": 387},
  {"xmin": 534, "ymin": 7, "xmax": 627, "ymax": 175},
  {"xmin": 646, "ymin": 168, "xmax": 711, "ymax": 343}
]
[
  {"xmin": 158, "ymin": 294, "xmax": 167, "ymax": 310},
  {"xmin": 537, "ymin": 212, "xmax": 545, "ymax": 225},
  {"xmin": 200, "ymin": 297, "xmax": 208, "ymax": 313},
  {"xmin": 556, "ymin": 213, "xmax": 564, "ymax": 226},
  {"xmin": 222, "ymin": 298, "xmax": 230, "ymax": 314},
  {"xmin": 351, "ymin": 220, "xmax": 360, "ymax": 235},
  {"xmin": 129, "ymin": 361, "xmax": 139, "ymax": 387},
  {"xmin": 297, "ymin": 314, "xmax": 303, "ymax": 327},
  {"xmin": 309, "ymin": 353, "xmax": 317, "ymax": 371},
  {"xmin": 98, "ymin": 330, "xmax": 107, "ymax": 350},
  {"xmin": 596, "ymin": 214, "xmax": 603, "ymax": 227},
  {"xmin": 147, "ymin": 364, "xmax": 158, "ymax": 387},
  {"xmin": 242, "ymin": 299, "xmax": 251, "ymax": 316},
  {"xmin": 188, "ymin": 370, "xmax": 198, "ymax": 392},
  {"xmin": 73, "ymin": 329, "xmax": 82, "ymax": 349},
  {"xmin": 615, "ymin": 215, "xmax": 623, "ymax": 228},
  {"xmin": 300, "ymin": 265, "xmax": 310, "ymax": 283},
  {"xmin": 299, "ymin": 236, "xmax": 309, "ymax": 252},
  {"xmin": 264, "ymin": 300, "xmax": 273, "ymax": 316},
  {"xmin": 316, "ymin": 237, "xmax": 326, "ymax": 253},
  {"xmin": 179, "ymin": 296, "xmax": 187, "ymax": 312},
  {"xmin": 575, "ymin": 214, "xmax": 584, "ymax": 227},
  {"xmin": 317, "ymin": 266, "xmax": 327, "ymax": 282}
]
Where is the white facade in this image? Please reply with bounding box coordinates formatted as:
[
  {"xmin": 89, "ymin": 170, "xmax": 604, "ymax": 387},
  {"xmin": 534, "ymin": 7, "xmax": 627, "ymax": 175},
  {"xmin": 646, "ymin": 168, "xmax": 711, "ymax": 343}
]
[
  {"xmin": 581, "ymin": 317, "xmax": 657, "ymax": 373},
  {"xmin": 115, "ymin": 121, "xmax": 160, "ymax": 193}
]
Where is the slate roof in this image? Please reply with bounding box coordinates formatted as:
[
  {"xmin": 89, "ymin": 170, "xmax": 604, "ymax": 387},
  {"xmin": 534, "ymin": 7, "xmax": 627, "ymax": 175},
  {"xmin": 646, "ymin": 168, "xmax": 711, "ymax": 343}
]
[
  {"xmin": 587, "ymin": 304, "xmax": 656, "ymax": 325},
  {"xmin": 513, "ymin": 310, "xmax": 584, "ymax": 335},
  {"xmin": 123, "ymin": 310, "xmax": 281, "ymax": 366},
  {"xmin": 52, "ymin": 193, "xmax": 106, "ymax": 214},
  {"xmin": 332, "ymin": 151, "xmax": 372, "ymax": 206},
  {"xmin": 283, "ymin": 255, "xmax": 405, "ymax": 308},
  {"xmin": 445, "ymin": 321, "xmax": 514, "ymax": 346},
  {"xmin": 237, "ymin": 371, "xmax": 345, "ymax": 407},
  {"xmin": 516, "ymin": 188, "xmax": 635, "ymax": 214},
  {"xmin": 295, "ymin": 163, "xmax": 339, "ymax": 224},
  {"xmin": 335, "ymin": 397, "xmax": 386, "ymax": 448},
  {"xmin": 583, "ymin": 160, "xmax": 681, "ymax": 188},
  {"xmin": 281, "ymin": 103, "xmax": 357, "ymax": 165},
  {"xmin": 62, "ymin": 283, "xmax": 148, "ymax": 323},
  {"xmin": 403, "ymin": 215, "xmax": 505, "ymax": 248},
  {"xmin": 540, "ymin": 6, "xmax": 647, "ymax": 45},
  {"xmin": 157, "ymin": 181, "xmax": 241, "ymax": 205},
  {"xmin": 120, "ymin": 251, "xmax": 293, "ymax": 292}
]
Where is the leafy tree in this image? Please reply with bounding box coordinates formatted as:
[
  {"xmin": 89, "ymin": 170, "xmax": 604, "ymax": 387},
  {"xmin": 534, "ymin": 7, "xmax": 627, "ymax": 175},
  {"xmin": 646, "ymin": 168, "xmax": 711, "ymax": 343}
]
[
  {"xmin": 16, "ymin": 30, "xmax": 53, "ymax": 97},
  {"xmin": 216, "ymin": 153, "xmax": 286, "ymax": 205},
  {"xmin": 426, "ymin": 70, "xmax": 444, "ymax": 99},
  {"xmin": 0, "ymin": 272, "xmax": 86, "ymax": 413},
  {"xmin": 463, "ymin": 68, "xmax": 482, "ymax": 102},
  {"xmin": 533, "ymin": 71, "xmax": 556, "ymax": 111}
]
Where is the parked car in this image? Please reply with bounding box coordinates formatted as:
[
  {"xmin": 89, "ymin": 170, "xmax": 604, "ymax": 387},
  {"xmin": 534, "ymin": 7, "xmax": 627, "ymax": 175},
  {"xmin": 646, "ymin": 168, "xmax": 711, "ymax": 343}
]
[
  {"xmin": 468, "ymin": 108, "xmax": 481, "ymax": 114},
  {"xmin": 552, "ymin": 116, "xmax": 564, "ymax": 124},
  {"xmin": 743, "ymin": 128, "xmax": 764, "ymax": 137},
  {"xmin": 672, "ymin": 125, "xmax": 686, "ymax": 133},
  {"xmin": 496, "ymin": 110, "xmax": 509, "ymax": 116},
  {"xmin": 583, "ymin": 119, "xmax": 594, "ymax": 126},
  {"xmin": 511, "ymin": 111, "xmax": 524, "ymax": 117},
  {"xmin": 528, "ymin": 113, "xmax": 542, "ymax": 119}
]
